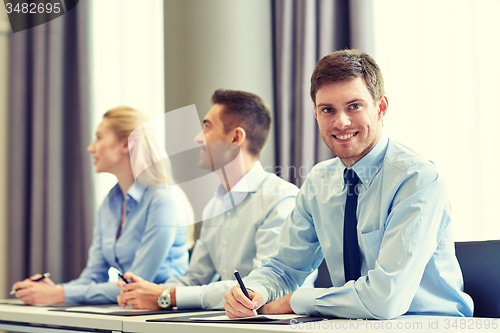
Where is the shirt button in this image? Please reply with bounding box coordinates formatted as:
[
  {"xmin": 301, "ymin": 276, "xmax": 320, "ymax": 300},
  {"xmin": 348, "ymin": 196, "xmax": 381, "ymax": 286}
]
[
  {"xmin": 223, "ymin": 240, "xmax": 227, "ymax": 244},
  {"xmin": 341, "ymin": 182, "xmax": 344, "ymax": 186},
  {"xmin": 227, "ymin": 211, "xmax": 231, "ymax": 216},
  {"xmin": 223, "ymin": 269, "xmax": 227, "ymax": 273},
  {"xmin": 127, "ymin": 207, "xmax": 131, "ymax": 212},
  {"xmin": 125, "ymin": 195, "xmax": 130, "ymax": 200},
  {"xmin": 365, "ymin": 179, "xmax": 369, "ymax": 184}
]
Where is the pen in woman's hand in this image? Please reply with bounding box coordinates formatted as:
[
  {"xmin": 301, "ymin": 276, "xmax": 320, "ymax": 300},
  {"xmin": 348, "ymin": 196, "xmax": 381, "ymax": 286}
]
[
  {"xmin": 10, "ymin": 272, "xmax": 51, "ymax": 295},
  {"xmin": 118, "ymin": 272, "xmax": 130, "ymax": 284}
]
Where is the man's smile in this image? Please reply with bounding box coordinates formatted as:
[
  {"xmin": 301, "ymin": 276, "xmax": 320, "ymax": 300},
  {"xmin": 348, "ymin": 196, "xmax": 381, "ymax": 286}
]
[{"xmin": 333, "ymin": 132, "xmax": 358, "ymax": 141}]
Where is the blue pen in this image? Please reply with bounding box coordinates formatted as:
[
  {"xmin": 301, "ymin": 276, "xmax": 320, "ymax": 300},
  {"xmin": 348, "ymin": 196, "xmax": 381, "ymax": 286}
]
[{"xmin": 234, "ymin": 270, "xmax": 258, "ymax": 316}]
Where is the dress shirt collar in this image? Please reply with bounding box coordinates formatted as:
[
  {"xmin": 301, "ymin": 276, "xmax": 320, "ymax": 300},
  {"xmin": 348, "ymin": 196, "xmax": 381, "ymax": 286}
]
[
  {"xmin": 346, "ymin": 135, "xmax": 389, "ymax": 189},
  {"xmin": 110, "ymin": 181, "xmax": 146, "ymax": 203},
  {"xmin": 215, "ymin": 161, "xmax": 266, "ymax": 198},
  {"xmin": 127, "ymin": 182, "xmax": 146, "ymax": 203}
]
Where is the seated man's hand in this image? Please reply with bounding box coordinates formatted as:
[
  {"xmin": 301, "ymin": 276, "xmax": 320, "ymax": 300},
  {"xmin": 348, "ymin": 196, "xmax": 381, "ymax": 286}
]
[
  {"xmin": 117, "ymin": 279, "xmax": 165, "ymax": 309},
  {"xmin": 224, "ymin": 285, "xmax": 263, "ymax": 318},
  {"xmin": 259, "ymin": 292, "xmax": 294, "ymax": 315},
  {"xmin": 116, "ymin": 272, "xmax": 144, "ymax": 288}
]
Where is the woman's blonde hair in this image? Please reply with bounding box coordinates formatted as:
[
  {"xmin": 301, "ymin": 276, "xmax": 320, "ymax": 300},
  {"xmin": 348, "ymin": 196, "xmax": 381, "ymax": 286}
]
[
  {"xmin": 103, "ymin": 106, "xmax": 166, "ymax": 186},
  {"xmin": 103, "ymin": 106, "xmax": 150, "ymax": 141}
]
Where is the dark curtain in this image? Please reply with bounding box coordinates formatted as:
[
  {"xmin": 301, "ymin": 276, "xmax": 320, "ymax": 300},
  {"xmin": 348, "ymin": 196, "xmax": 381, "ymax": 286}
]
[
  {"xmin": 8, "ymin": 2, "xmax": 94, "ymax": 287},
  {"xmin": 272, "ymin": 0, "xmax": 374, "ymax": 186}
]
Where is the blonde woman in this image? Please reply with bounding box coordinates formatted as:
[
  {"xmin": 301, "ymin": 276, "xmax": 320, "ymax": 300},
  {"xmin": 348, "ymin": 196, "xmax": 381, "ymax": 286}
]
[{"xmin": 12, "ymin": 106, "xmax": 192, "ymax": 304}]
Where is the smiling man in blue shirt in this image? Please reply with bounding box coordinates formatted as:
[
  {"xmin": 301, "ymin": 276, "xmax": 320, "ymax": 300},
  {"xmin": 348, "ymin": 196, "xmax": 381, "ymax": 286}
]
[{"xmin": 224, "ymin": 49, "xmax": 474, "ymax": 319}]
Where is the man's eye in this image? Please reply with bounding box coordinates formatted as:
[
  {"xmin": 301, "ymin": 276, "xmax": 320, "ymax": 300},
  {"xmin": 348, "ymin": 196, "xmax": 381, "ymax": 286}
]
[
  {"xmin": 349, "ymin": 104, "xmax": 360, "ymax": 110},
  {"xmin": 322, "ymin": 107, "xmax": 333, "ymax": 113}
]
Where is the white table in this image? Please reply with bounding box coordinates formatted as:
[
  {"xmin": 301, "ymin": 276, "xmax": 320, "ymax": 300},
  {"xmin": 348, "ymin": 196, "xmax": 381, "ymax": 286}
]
[
  {"xmin": 121, "ymin": 314, "xmax": 500, "ymax": 333},
  {"xmin": 1, "ymin": 300, "xmax": 498, "ymax": 333},
  {"xmin": 0, "ymin": 301, "xmax": 122, "ymax": 332}
]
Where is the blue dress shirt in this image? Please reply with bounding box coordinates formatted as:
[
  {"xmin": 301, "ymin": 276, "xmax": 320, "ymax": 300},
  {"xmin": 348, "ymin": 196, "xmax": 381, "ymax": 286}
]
[
  {"xmin": 62, "ymin": 182, "xmax": 189, "ymax": 304},
  {"xmin": 163, "ymin": 161, "xmax": 316, "ymax": 310},
  {"xmin": 246, "ymin": 137, "xmax": 474, "ymax": 319}
]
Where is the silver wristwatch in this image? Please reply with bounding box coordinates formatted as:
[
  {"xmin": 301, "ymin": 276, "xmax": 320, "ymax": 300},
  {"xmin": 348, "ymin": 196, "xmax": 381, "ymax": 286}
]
[{"xmin": 157, "ymin": 288, "xmax": 172, "ymax": 310}]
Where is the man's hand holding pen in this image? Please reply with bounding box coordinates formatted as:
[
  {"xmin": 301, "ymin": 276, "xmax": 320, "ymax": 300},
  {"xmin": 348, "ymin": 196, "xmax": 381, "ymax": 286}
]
[
  {"xmin": 224, "ymin": 285, "xmax": 263, "ymax": 318},
  {"xmin": 116, "ymin": 271, "xmax": 171, "ymax": 309},
  {"xmin": 224, "ymin": 274, "xmax": 295, "ymax": 319}
]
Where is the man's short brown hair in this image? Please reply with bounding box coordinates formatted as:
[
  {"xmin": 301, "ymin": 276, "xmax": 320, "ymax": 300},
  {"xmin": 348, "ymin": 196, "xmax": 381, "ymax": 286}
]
[
  {"xmin": 212, "ymin": 89, "xmax": 271, "ymax": 157},
  {"xmin": 310, "ymin": 49, "xmax": 385, "ymax": 105}
]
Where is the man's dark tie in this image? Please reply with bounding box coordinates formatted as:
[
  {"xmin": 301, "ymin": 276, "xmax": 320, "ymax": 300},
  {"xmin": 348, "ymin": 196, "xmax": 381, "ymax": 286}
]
[{"xmin": 343, "ymin": 168, "xmax": 361, "ymax": 283}]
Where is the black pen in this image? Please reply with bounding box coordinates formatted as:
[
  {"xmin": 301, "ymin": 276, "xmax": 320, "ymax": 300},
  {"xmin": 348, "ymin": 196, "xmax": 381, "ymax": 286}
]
[
  {"xmin": 118, "ymin": 272, "xmax": 130, "ymax": 284},
  {"xmin": 10, "ymin": 272, "xmax": 50, "ymax": 295},
  {"xmin": 234, "ymin": 270, "xmax": 258, "ymax": 316}
]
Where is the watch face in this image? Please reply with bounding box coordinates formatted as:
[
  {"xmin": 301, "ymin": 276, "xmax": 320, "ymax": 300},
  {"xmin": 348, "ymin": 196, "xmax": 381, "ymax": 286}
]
[
  {"xmin": 159, "ymin": 296, "xmax": 170, "ymax": 308},
  {"xmin": 158, "ymin": 289, "xmax": 171, "ymax": 309}
]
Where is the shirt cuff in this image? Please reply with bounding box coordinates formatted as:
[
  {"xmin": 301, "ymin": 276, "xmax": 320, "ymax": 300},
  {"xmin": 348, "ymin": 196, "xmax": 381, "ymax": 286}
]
[
  {"xmin": 175, "ymin": 286, "xmax": 203, "ymax": 309},
  {"xmin": 62, "ymin": 283, "xmax": 85, "ymax": 304},
  {"xmin": 246, "ymin": 284, "xmax": 270, "ymax": 309},
  {"xmin": 290, "ymin": 288, "xmax": 322, "ymax": 316}
]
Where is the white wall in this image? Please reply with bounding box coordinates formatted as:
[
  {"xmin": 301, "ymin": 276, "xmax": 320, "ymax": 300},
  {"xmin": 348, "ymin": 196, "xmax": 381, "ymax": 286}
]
[{"xmin": 0, "ymin": 1, "xmax": 10, "ymax": 298}]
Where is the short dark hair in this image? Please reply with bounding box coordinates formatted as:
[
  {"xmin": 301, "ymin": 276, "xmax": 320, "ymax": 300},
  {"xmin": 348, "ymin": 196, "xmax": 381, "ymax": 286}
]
[
  {"xmin": 310, "ymin": 49, "xmax": 385, "ymax": 105},
  {"xmin": 212, "ymin": 89, "xmax": 271, "ymax": 157}
]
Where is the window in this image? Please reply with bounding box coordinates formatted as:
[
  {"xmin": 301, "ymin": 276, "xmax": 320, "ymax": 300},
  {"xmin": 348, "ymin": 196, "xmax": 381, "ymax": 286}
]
[{"xmin": 90, "ymin": 0, "xmax": 165, "ymax": 205}]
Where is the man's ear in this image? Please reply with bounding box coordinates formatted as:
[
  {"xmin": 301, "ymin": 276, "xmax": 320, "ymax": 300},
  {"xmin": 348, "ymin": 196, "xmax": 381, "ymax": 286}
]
[
  {"xmin": 377, "ymin": 95, "xmax": 389, "ymax": 120},
  {"xmin": 314, "ymin": 104, "xmax": 318, "ymax": 119},
  {"xmin": 232, "ymin": 127, "xmax": 247, "ymax": 146}
]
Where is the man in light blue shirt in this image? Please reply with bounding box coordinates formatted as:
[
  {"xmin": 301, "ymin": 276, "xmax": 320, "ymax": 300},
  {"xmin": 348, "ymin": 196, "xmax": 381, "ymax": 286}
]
[
  {"xmin": 117, "ymin": 90, "xmax": 315, "ymax": 310},
  {"xmin": 224, "ymin": 50, "xmax": 474, "ymax": 319}
]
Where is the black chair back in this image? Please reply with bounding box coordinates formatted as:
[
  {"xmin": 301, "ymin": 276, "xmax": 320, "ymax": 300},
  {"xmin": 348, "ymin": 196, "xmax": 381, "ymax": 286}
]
[
  {"xmin": 455, "ymin": 240, "xmax": 500, "ymax": 318},
  {"xmin": 314, "ymin": 259, "xmax": 333, "ymax": 288}
]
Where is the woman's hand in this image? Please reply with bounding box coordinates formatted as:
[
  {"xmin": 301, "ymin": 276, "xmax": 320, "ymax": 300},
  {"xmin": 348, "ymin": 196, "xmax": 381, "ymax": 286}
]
[{"xmin": 11, "ymin": 274, "xmax": 64, "ymax": 305}]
